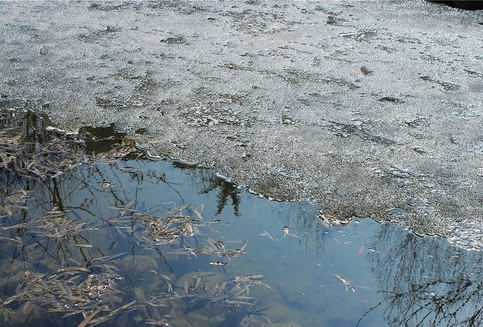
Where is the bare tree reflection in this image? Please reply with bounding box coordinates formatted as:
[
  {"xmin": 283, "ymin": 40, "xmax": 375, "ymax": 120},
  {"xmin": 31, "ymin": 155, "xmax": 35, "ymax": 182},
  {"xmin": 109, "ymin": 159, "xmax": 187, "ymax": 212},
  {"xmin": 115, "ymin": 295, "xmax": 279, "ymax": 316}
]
[
  {"xmin": 364, "ymin": 222, "xmax": 483, "ymax": 326},
  {"xmin": 0, "ymin": 108, "xmax": 267, "ymax": 327},
  {"xmin": 171, "ymin": 161, "xmax": 242, "ymax": 216}
]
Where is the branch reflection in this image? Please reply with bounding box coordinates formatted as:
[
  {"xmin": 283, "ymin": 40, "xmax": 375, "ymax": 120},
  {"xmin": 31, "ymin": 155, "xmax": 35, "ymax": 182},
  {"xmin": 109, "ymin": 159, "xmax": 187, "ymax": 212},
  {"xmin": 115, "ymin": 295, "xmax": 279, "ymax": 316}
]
[
  {"xmin": 367, "ymin": 222, "xmax": 483, "ymax": 326},
  {"xmin": 0, "ymin": 107, "xmax": 269, "ymax": 327}
]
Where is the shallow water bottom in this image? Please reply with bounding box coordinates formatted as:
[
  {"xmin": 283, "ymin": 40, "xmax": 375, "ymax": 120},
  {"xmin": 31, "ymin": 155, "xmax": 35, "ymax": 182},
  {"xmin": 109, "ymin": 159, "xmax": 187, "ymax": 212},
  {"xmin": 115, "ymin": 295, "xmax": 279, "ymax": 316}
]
[{"xmin": 1, "ymin": 157, "xmax": 483, "ymax": 327}]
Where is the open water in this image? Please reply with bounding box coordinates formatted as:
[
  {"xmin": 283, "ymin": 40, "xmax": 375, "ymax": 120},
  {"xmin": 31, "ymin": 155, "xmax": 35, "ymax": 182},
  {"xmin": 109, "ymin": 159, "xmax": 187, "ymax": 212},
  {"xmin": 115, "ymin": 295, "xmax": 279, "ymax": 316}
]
[{"xmin": 1, "ymin": 111, "xmax": 483, "ymax": 327}]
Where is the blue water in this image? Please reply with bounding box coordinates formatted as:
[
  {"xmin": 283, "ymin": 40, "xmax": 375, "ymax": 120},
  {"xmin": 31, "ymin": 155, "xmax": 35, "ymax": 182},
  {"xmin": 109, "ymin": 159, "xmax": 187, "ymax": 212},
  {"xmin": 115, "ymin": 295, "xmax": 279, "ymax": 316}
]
[{"xmin": 1, "ymin": 156, "xmax": 483, "ymax": 327}]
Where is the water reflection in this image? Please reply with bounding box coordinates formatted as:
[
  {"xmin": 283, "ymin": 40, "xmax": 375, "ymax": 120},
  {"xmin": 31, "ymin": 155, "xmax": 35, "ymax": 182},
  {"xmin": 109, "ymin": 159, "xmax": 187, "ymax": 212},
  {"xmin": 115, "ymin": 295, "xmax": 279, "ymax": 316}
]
[
  {"xmin": 1, "ymin": 156, "xmax": 288, "ymax": 326},
  {"xmin": 169, "ymin": 161, "xmax": 242, "ymax": 217},
  {"xmin": 368, "ymin": 222, "xmax": 483, "ymax": 326},
  {"xmin": 1, "ymin": 108, "xmax": 483, "ymax": 327}
]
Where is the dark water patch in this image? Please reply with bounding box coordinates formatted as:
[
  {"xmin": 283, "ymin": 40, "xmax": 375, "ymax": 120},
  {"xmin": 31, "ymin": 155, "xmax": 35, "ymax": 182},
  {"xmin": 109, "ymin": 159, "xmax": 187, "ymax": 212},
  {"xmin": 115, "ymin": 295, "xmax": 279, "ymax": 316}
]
[
  {"xmin": 79, "ymin": 124, "xmax": 131, "ymax": 155},
  {"xmin": 426, "ymin": 0, "xmax": 483, "ymax": 10},
  {"xmin": 1, "ymin": 109, "xmax": 483, "ymax": 326}
]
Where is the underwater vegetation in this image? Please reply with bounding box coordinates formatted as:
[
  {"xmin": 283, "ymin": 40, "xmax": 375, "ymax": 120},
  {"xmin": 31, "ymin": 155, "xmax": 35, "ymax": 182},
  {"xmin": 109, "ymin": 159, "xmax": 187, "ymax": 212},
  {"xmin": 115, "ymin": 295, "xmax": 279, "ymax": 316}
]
[{"xmin": 0, "ymin": 108, "xmax": 274, "ymax": 327}]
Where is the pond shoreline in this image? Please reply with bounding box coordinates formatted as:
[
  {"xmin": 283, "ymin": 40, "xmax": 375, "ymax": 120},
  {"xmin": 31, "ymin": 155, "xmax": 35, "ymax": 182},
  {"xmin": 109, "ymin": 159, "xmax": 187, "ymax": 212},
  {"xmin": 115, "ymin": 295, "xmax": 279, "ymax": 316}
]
[{"xmin": 1, "ymin": 1, "xmax": 483, "ymax": 236}]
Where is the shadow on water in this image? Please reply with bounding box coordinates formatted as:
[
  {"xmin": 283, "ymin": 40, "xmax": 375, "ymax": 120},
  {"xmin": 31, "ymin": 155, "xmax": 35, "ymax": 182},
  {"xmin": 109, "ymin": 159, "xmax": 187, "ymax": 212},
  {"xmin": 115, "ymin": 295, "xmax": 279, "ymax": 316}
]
[{"xmin": 1, "ymin": 105, "xmax": 483, "ymax": 327}]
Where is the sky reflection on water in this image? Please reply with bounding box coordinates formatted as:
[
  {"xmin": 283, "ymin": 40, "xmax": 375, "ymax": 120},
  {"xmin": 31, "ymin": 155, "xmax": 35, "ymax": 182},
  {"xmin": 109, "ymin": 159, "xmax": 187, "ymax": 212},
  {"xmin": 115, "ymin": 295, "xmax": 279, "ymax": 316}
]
[{"xmin": 1, "ymin": 155, "xmax": 483, "ymax": 327}]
